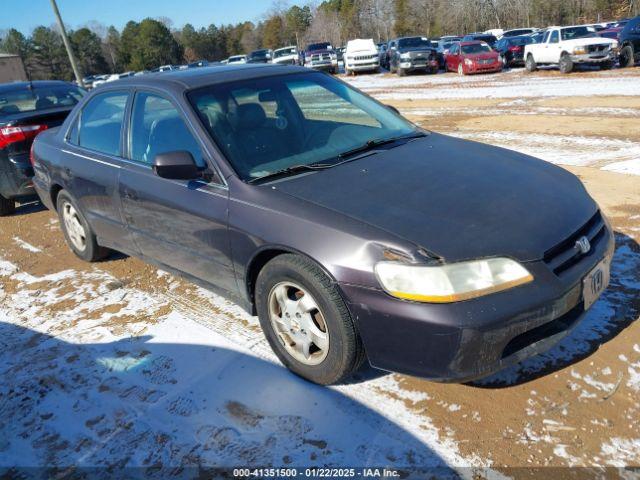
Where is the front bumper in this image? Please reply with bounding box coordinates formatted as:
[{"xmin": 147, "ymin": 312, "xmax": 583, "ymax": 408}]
[
  {"xmin": 465, "ymin": 61, "xmax": 502, "ymax": 74},
  {"xmin": 399, "ymin": 59, "xmax": 439, "ymax": 71},
  {"xmin": 346, "ymin": 60, "xmax": 380, "ymax": 71},
  {"xmin": 570, "ymin": 51, "xmax": 616, "ymax": 63},
  {"xmin": 342, "ymin": 225, "xmax": 615, "ymax": 382},
  {"xmin": 0, "ymin": 152, "xmax": 36, "ymax": 200}
]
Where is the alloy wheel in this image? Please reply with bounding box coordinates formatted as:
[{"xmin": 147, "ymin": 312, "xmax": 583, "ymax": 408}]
[
  {"xmin": 268, "ymin": 281, "xmax": 329, "ymax": 365},
  {"xmin": 62, "ymin": 202, "xmax": 87, "ymax": 251}
]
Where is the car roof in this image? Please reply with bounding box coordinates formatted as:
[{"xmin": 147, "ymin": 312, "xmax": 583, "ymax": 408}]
[
  {"xmin": 98, "ymin": 64, "xmax": 307, "ymax": 91},
  {"xmin": 0, "ymin": 80, "xmax": 76, "ymax": 93},
  {"xmin": 459, "ymin": 41, "xmax": 486, "ymax": 46}
]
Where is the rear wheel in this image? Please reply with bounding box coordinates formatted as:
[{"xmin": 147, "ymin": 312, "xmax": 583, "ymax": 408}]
[
  {"xmin": 57, "ymin": 190, "xmax": 109, "ymax": 262},
  {"xmin": 525, "ymin": 54, "xmax": 537, "ymax": 72},
  {"xmin": 255, "ymin": 254, "xmax": 365, "ymax": 385},
  {"xmin": 0, "ymin": 194, "xmax": 16, "ymax": 216},
  {"xmin": 619, "ymin": 45, "xmax": 635, "ymax": 68},
  {"xmin": 559, "ymin": 53, "xmax": 573, "ymax": 73}
]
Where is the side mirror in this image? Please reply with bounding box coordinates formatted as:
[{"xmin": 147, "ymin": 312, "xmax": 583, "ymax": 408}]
[
  {"xmin": 386, "ymin": 104, "xmax": 400, "ymax": 115},
  {"xmin": 153, "ymin": 151, "xmax": 200, "ymax": 180}
]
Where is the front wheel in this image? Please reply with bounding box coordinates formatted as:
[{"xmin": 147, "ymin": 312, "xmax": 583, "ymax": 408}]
[
  {"xmin": 525, "ymin": 54, "xmax": 537, "ymax": 72},
  {"xmin": 255, "ymin": 254, "xmax": 365, "ymax": 385},
  {"xmin": 0, "ymin": 194, "xmax": 16, "ymax": 216},
  {"xmin": 619, "ymin": 45, "xmax": 635, "ymax": 68},
  {"xmin": 559, "ymin": 53, "xmax": 573, "ymax": 74},
  {"xmin": 57, "ymin": 190, "xmax": 109, "ymax": 262}
]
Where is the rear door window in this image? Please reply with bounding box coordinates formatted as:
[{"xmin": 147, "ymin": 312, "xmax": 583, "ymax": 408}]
[
  {"xmin": 550, "ymin": 31, "xmax": 560, "ymax": 43},
  {"xmin": 129, "ymin": 92, "xmax": 205, "ymax": 167},
  {"xmin": 74, "ymin": 91, "xmax": 128, "ymax": 156}
]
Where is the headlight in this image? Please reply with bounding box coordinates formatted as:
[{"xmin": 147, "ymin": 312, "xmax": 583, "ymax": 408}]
[
  {"xmin": 375, "ymin": 258, "xmax": 533, "ymax": 303},
  {"xmin": 465, "ymin": 58, "xmax": 474, "ymax": 66},
  {"xmin": 573, "ymin": 46, "xmax": 587, "ymax": 55}
]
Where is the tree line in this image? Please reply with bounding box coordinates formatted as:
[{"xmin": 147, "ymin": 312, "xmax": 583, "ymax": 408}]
[{"xmin": 1, "ymin": 0, "xmax": 637, "ymax": 81}]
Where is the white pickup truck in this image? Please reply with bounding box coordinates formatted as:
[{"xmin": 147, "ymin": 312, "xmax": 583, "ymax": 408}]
[{"xmin": 524, "ymin": 25, "xmax": 618, "ymax": 73}]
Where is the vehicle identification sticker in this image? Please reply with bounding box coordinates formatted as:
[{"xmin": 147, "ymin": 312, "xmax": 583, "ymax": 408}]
[{"xmin": 583, "ymin": 257, "xmax": 610, "ymax": 310}]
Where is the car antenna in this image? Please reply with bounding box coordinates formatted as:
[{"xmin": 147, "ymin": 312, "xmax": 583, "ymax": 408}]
[{"xmin": 26, "ymin": 70, "xmax": 34, "ymax": 91}]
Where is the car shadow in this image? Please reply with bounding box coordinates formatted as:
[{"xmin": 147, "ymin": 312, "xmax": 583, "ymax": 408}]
[
  {"xmin": 472, "ymin": 231, "xmax": 640, "ymax": 388},
  {"xmin": 0, "ymin": 321, "xmax": 454, "ymax": 476}
]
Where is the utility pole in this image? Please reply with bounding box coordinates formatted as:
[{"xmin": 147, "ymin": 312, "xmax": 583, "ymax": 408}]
[{"xmin": 49, "ymin": 0, "xmax": 84, "ymax": 87}]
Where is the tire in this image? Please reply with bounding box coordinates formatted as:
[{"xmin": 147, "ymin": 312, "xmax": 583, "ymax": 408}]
[
  {"xmin": 619, "ymin": 45, "xmax": 635, "ymax": 68},
  {"xmin": 255, "ymin": 254, "xmax": 366, "ymax": 385},
  {"xmin": 525, "ymin": 54, "xmax": 537, "ymax": 72},
  {"xmin": 559, "ymin": 53, "xmax": 573, "ymax": 74},
  {"xmin": 56, "ymin": 190, "xmax": 109, "ymax": 262},
  {"xmin": 0, "ymin": 194, "xmax": 16, "ymax": 216}
]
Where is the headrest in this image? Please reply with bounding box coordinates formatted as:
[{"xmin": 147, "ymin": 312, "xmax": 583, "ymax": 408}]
[
  {"xmin": 229, "ymin": 103, "xmax": 266, "ymax": 130},
  {"xmin": 35, "ymin": 98, "xmax": 54, "ymax": 110}
]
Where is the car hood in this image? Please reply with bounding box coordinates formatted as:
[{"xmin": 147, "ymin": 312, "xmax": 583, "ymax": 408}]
[
  {"xmin": 398, "ymin": 46, "xmax": 435, "ymax": 53},
  {"xmin": 562, "ymin": 36, "xmax": 616, "ymax": 46},
  {"xmin": 273, "ymin": 133, "xmax": 597, "ymax": 263},
  {"xmin": 465, "ymin": 52, "xmax": 499, "ymax": 60}
]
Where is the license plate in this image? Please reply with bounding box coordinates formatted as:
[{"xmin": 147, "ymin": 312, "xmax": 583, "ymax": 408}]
[{"xmin": 583, "ymin": 258, "xmax": 610, "ymax": 310}]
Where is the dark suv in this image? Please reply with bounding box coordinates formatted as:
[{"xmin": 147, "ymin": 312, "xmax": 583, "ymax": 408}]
[
  {"xmin": 388, "ymin": 36, "xmax": 439, "ymax": 75},
  {"xmin": 619, "ymin": 15, "xmax": 640, "ymax": 67},
  {"xmin": 0, "ymin": 80, "xmax": 84, "ymax": 215},
  {"xmin": 247, "ymin": 49, "xmax": 273, "ymax": 64}
]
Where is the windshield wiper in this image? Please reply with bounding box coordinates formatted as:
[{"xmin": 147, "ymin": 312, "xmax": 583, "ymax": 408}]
[
  {"xmin": 336, "ymin": 131, "xmax": 427, "ymax": 161},
  {"xmin": 247, "ymin": 163, "xmax": 331, "ymax": 184},
  {"xmin": 247, "ymin": 131, "xmax": 427, "ymax": 185}
]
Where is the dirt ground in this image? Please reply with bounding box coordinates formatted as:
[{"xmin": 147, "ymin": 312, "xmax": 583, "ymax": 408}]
[{"xmin": 1, "ymin": 66, "xmax": 639, "ymax": 474}]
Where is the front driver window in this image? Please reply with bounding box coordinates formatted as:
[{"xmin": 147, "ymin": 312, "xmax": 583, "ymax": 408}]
[{"xmin": 129, "ymin": 92, "xmax": 205, "ymax": 167}]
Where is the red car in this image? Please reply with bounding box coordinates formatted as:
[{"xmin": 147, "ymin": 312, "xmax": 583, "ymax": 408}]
[{"xmin": 445, "ymin": 41, "xmax": 502, "ymax": 75}]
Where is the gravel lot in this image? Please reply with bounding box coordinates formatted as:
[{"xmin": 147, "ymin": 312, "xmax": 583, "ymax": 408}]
[{"xmin": 1, "ymin": 66, "xmax": 639, "ymax": 475}]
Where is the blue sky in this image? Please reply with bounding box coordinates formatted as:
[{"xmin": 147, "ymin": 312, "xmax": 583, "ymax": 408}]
[{"xmin": 4, "ymin": 0, "xmax": 305, "ymax": 34}]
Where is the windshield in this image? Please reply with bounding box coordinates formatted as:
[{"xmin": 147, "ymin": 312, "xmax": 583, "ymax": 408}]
[
  {"xmin": 307, "ymin": 43, "xmax": 331, "ymax": 51},
  {"xmin": 251, "ymin": 50, "xmax": 269, "ymax": 57},
  {"xmin": 561, "ymin": 27, "xmax": 595, "ymax": 40},
  {"xmin": 274, "ymin": 48, "xmax": 295, "ymax": 58},
  {"xmin": 228, "ymin": 56, "xmax": 245, "ymax": 63},
  {"xmin": 188, "ymin": 72, "xmax": 418, "ymax": 181},
  {"xmin": 0, "ymin": 84, "xmax": 85, "ymax": 117},
  {"xmin": 461, "ymin": 44, "xmax": 492, "ymax": 54},
  {"xmin": 398, "ymin": 37, "xmax": 431, "ymax": 48},
  {"xmin": 508, "ymin": 37, "xmax": 534, "ymax": 46}
]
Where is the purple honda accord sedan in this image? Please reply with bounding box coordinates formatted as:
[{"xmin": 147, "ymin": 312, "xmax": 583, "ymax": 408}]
[{"xmin": 31, "ymin": 64, "xmax": 613, "ymax": 384}]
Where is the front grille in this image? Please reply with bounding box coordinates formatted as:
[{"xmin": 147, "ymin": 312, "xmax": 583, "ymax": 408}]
[
  {"xmin": 501, "ymin": 302, "xmax": 583, "ymax": 359},
  {"xmin": 588, "ymin": 44, "xmax": 610, "ymax": 53},
  {"xmin": 543, "ymin": 211, "xmax": 606, "ymax": 276},
  {"xmin": 478, "ymin": 58, "xmax": 494, "ymax": 64},
  {"xmin": 311, "ymin": 53, "xmax": 331, "ymax": 62},
  {"xmin": 353, "ymin": 54, "xmax": 377, "ymax": 61}
]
